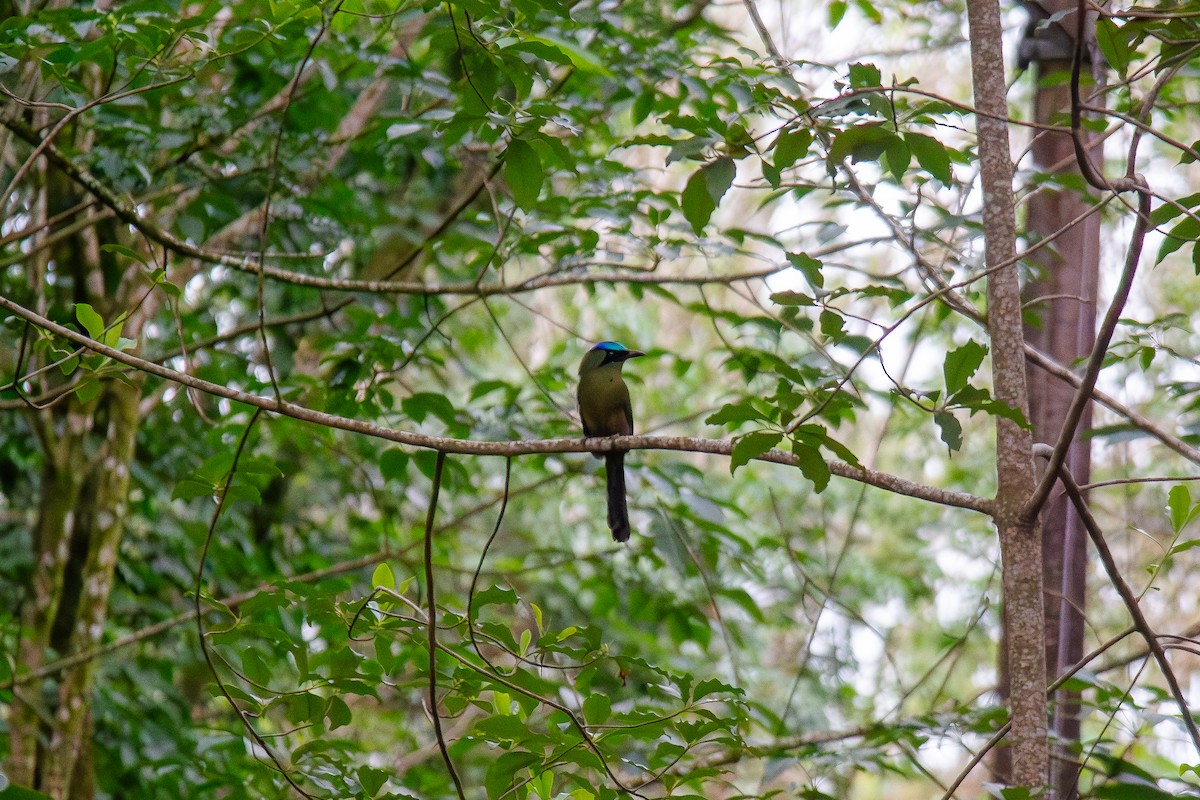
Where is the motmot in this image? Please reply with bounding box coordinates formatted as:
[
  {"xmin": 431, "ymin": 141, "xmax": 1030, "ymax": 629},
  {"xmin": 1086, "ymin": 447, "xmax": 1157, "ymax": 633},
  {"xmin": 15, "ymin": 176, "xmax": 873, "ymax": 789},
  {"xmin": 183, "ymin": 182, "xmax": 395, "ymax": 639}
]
[{"xmin": 577, "ymin": 341, "xmax": 645, "ymax": 542}]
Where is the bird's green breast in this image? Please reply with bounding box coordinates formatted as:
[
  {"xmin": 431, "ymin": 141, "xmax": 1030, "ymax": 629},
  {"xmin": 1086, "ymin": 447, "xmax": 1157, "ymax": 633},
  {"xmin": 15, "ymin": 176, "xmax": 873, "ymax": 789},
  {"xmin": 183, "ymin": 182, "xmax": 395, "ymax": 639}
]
[{"xmin": 578, "ymin": 365, "xmax": 633, "ymax": 437}]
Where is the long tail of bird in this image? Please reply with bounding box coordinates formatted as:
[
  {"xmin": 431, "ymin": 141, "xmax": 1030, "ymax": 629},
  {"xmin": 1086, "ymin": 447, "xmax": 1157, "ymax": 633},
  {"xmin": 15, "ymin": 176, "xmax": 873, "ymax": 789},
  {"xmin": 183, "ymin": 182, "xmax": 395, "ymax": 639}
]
[{"xmin": 605, "ymin": 452, "xmax": 630, "ymax": 542}]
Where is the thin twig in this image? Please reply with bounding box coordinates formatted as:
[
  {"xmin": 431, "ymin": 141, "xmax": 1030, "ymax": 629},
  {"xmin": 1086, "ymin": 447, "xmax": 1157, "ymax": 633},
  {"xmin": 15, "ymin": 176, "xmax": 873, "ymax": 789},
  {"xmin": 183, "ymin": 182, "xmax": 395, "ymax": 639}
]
[
  {"xmin": 422, "ymin": 451, "xmax": 466, "ymax": 799},
  {"xmin": 1024, "ymin": 189, "xmax": 1150, "ymax": 519},
  {"xmin": 1037, "ymin": 444, "xmax": 1200, "ymax": 759},
  {"xmin": 193, "ymin": 409, "xmax": 316, "ymax": 798}
]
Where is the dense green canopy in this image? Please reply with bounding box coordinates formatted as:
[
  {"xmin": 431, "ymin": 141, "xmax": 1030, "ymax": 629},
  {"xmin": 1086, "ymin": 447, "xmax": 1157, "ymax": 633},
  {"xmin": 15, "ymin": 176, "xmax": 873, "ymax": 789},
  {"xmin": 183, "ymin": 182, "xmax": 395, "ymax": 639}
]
[{"xmin": 3, "ymin": 1, "xmax": 1200, "ymax": 798}]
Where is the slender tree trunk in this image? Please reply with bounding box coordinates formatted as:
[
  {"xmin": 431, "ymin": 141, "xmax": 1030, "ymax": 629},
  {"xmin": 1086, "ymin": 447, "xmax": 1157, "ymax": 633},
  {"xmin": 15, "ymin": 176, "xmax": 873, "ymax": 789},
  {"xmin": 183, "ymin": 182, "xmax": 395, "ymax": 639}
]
[
  {"xmin": 41, "ymin": 378, "xmax": 144, "ymax": 799},
  {"xmin": 9, "ymin": 431, "xmax": 87, "ymax": 788},
  {"xmin": 1013, "ymin": 5, "xmax": 1102, "ymax": 797},
  {"xmin": 966, "ymin": 0, "xmax": 1049, "ymax": 790},
  {"xmin": 6, "ymin": 148, "xmax": 147, "ymax": 800}
]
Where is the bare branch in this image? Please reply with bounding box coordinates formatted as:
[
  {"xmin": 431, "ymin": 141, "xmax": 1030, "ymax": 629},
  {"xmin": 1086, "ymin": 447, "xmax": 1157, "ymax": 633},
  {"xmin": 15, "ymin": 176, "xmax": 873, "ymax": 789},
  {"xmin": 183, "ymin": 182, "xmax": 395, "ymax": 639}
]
[{"xmin": 0, "ymin": 292, "xmax": 993, "ymax": 515}]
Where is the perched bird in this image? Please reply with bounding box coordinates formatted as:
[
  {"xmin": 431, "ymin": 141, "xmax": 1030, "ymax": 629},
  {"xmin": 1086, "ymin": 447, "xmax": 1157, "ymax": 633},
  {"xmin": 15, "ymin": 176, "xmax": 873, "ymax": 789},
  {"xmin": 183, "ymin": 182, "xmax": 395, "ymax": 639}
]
[{"xmin": 577, "ymin": 341, "xmax": 645, "ymax": 542}]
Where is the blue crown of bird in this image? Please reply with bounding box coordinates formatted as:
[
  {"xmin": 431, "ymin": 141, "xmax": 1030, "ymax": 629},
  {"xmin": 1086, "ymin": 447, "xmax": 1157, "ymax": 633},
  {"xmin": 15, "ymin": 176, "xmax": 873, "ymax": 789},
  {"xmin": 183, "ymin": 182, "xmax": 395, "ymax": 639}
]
[{"xmin": 577, "ymin": 341, "xmax": 645, "ymax": 542}]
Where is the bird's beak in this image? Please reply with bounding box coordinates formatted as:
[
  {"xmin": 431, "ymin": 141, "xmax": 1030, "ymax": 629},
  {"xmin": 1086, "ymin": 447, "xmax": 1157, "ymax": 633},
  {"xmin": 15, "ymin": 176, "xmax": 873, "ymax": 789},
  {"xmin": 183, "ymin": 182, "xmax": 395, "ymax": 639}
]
[{"xmin": 624, "ymin": 350, "xmax": 645, "ymax": 360}]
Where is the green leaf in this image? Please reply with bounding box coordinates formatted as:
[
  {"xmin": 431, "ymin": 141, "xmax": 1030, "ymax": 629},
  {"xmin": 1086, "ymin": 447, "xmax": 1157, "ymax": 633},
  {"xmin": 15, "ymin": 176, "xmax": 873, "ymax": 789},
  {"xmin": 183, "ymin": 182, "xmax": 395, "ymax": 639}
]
[
  {"xmin": 485, "ymin": 751, "xmax": 541, "ymax": 798},
  {"xmin": 57, "ymin": 351, "xmax": 80, "ymax": 376},
  {"xmin": 693, "ymin": 676, "xmax": 741, "ymax": 700},
  {"xmin": 816, "ymin": 429, "xmax": 861, "ymax": 468},
  {"xmin": 906, "ymin": 132, "xmax": 953, "ymax": 185},
  {"xmin": 772, "ymin": 126, "xmax": 813, "ymax": 171},
  {"xmin": 730, "ymin": 431, "xmax": 782, "ymax": 474},
  {"xmin": 848, "ymin": 62, "xmax": 881, "ymax": 88},
  {"xmin": 829, "ymin": 123, "xmax": 895, "ymax": 165},
  {"xmin": 379, "ymin": 448, "xmax": 408, "ymax": 482},
  {"xmin": 786, "ymin": 251, "xmax": 824, "ymax": 288},
  {"xmin": 74, "ymin": 378, "xmax": 103, "ymax": 404},
  {"xmin": 582, "ymin": 693, "xmax": 610, "ymax": 724},
  {"xmin": 524, "ymin": 33, "xmax": 612, "ymax": 76},
  {"xmin": 372, "ymin": 562, "xmax": 395, "ymax": 592},
  {"xmin": 475, "ymin": 713, "xmax": 535, "ymax": 744},
  {"xmin": 819, "ymin": 309, "xmax": 844, "ymax": 339},
  {"xmin": 469, "ymin": 379, "xmax": 514, "ymax": 402},
  {"xmin": 982, "ymin": 785, "xmax": 1035, "ymax": 800},
  {"xmin": 530, "ymin": 602, "xmax": 543, "ymax": 635},
  {"xmin": 171, "ymin": 479, "xmax": 213, "ymax": 501},
  {"xmin": 828, "ymin": 0, "xmax": 847, "ymax": 26},
  {"xmin": 681, "ymin": 156, "xmax": 736, "ymax": 235},
  {"xmin": 148, "ymin": 267, "xmax": 182, "ymax": 297},
  {"xmin": 1094, "ymin": 17, "xmax": 1131, "ymax": 75},
  {"xmin": 401, "ymin": 392, "xmax": 458, "ymax": 426},
  {"xmin": 943, "ymin": 340, "xmax": 988, "ymax": 394},
  {"xmin": 761, "ymin": 159, "xmax": 781, "ymax": 188},
  {"xmin": 96, "ymin": 311, "xmax": 126, "ymax": 348},
  {"xmin": 632, "ymin": 90, "xmax": 656, "ymax": 125},
  {"xmin": 935, "ymin": 410, "xmax": 963, "ymax": 452},
  {"xmin": 1167, "ymin": 538, "xmax": 1200, "ymax": 557},
  {"xmin": 1156, "ymin": 214, "xmax": 1200, "ymax": 265},
  {"xmin": 473, "ymin": 584, "xmax": 519, "ymax": 608},
  {"xmin": 706, "ymin": 399, "xmax": 769, "ymax": 427},
  {"xmin": 987, "ymin": 400, "xmax": 1029, "ymax": 427},
  {"xmin": 328, "ymin": 696, "xmax": 353, "ymax": 730},
  {"xmin": 717, "ymin": 586, "xmax": 766, "ymax": 623},
  {"xmin": 531, "ymin": 769, "xmax": 554, "ymax": 800},
  {"xmin": 790, "ymin": 439, "xmax": 831, "ymax": 492},
  {"xmin": 505, "ymin": 138, "xmax": 543, "ymax": 210},
  {"xmin": 883, "ymin": 136, "xmax": 907, "ymax": 182},
  {"xmin": 770, "ymin": 290, "xmax": 814, "ymax": 307},
  {"xmin": 284, "ymin": 692, "xmax": 324, "ymax": 725},
  {"xmin": 1149, "ymin": 192, "xmax": 1200, "ymax": 227},
  {"xmin": 240, "ymin": 647, "xmax": 270, "ymax": 685},
  {"xmin": 356, "ymin": 764, "xmax": 386, "ymax": 795},
  {"xmin": 74, "ymin": 303, "xmax": 104, "ymax": 339},
  {"xmin": 223, "ymin": 483, "xmax": 260, "ymax": 504},
  {"xmin": 99, "ymin": 243, "xmax": 147, "ymax": 265},
  {"xmin": 854, "ymin": 0, "xmax": 882, "ymax": 24},
  {"xmin": 1167, "ymin": 484, "xmax": 1200, "ymax": 534}
]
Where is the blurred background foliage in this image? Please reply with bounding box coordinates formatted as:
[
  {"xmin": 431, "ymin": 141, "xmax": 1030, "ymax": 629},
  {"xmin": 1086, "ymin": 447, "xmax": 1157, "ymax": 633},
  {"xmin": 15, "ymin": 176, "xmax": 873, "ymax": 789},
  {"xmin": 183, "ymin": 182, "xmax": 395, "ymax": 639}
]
[{"xmin": 2, "ymin": 0, "xmax": 1200, "ymax": 798}]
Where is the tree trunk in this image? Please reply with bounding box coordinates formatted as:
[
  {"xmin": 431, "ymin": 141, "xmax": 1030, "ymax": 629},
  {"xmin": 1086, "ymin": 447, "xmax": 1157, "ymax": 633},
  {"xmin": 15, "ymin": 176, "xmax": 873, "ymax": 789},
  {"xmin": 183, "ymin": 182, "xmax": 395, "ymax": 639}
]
[
  {"xmin": 966, "ymin": 0, "xmax": 1049, "ymax": 790},
  {"xmin": 8, "ymin": 430, "xmax": 87, "ymax": 789},
  {"xmin": 5, "ymin": 149, "xmax": 147, "ymax": 800},
  {"xmin": 42, "ymin": 377, "xmax": 144, "ymax": 799}
]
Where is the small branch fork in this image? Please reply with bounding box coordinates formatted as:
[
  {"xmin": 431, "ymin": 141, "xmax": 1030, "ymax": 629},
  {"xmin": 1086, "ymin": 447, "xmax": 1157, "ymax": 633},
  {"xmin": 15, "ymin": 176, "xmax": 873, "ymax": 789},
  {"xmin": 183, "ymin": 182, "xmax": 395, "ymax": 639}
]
[
  {"xmin": 1033, "ymin": 443, "xmax": 1200, "ymax": 759},
  {"xmin": 1023, "ymin": 0, "xmax": 1154, "ymax": 522}
]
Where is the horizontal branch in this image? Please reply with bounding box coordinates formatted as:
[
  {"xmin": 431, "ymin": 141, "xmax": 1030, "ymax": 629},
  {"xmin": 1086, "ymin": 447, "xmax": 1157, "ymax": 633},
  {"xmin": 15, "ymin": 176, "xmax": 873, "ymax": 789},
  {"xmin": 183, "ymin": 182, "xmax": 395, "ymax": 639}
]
[
  {"xmin": 0, "ymin": 292, "xmax": 992, "ymax": 514},
  {"xmin": 1023, "ymin": 344, "xmax": 1200, "ymax": 465}
]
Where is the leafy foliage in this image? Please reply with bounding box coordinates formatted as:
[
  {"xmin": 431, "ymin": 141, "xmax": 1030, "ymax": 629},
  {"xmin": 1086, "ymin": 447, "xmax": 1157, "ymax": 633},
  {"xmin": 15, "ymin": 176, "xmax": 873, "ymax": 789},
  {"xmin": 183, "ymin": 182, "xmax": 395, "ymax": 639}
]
[{"xmin": 3, "ymin": 0, "xmax": 1200, "ymax": 798}]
